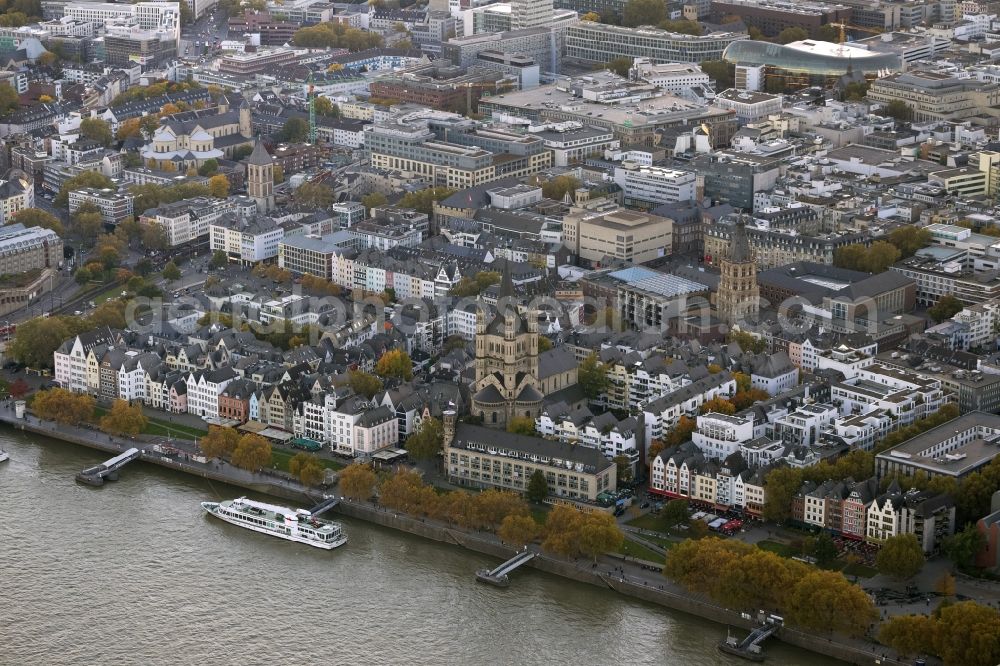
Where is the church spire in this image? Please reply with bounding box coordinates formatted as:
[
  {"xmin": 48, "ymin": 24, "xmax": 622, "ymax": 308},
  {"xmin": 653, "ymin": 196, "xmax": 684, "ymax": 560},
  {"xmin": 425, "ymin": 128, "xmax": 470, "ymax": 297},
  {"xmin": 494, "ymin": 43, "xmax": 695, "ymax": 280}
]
[{"xmin": 498, "ymin": 259, "xmax": 514, "ymax": 299}]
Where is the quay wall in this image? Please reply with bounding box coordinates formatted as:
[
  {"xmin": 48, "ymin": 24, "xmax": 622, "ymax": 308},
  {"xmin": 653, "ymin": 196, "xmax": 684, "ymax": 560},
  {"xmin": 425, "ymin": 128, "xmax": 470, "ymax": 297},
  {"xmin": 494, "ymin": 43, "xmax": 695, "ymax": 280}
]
[{"xmin": 5, "ymin": 416, "xmax": 896, "ymax": 666}]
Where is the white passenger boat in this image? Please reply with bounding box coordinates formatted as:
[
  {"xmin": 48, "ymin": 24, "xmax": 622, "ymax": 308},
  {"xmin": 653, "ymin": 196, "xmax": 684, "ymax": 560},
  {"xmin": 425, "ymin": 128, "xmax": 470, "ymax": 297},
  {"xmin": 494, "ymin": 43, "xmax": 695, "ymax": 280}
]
[{"xmin": 201, "ymin": 497, "xmax": 347, "ymax": 550}]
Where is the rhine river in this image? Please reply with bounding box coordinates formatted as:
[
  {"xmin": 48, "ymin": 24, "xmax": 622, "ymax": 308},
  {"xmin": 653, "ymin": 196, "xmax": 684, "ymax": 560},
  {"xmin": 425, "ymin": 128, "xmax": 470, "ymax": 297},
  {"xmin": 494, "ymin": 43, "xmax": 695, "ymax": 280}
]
[{"xmin": 0, "ymin": 430, "xmax": 843, "ymax": 665}]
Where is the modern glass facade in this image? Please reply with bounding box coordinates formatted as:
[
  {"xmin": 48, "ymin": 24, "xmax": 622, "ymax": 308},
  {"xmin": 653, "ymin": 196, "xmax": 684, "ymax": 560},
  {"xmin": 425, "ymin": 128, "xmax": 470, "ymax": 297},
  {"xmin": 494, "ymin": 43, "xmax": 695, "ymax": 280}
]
[{"xmin": 722, "ymin": 39, "xmax": 901, "ymax": 76}]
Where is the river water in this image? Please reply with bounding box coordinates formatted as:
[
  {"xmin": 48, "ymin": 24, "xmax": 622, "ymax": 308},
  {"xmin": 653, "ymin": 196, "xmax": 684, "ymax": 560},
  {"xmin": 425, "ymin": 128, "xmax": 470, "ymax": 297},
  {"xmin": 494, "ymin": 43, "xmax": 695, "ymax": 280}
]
[{"xmin": 1, "ymin": 430, "xmax": 841, "ymax": 665}]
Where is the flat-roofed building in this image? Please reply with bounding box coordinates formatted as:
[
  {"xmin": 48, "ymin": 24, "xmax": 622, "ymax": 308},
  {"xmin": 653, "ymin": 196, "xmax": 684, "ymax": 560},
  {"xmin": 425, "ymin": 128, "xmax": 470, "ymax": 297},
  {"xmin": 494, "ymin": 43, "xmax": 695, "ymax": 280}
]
[
  {"xmin": 565, "ymin": 22, "xmax": 745, "ymax": 65},
  {"xmin": 527, "ymin": 121, "xmax": 619, "ymax": 166},
  {"xmin": 875, "ymin": 411, "xmax": 1000, "ymax": 480},
  {"xmin": 613, "ymin": 163, "xmax": 696, "ymax": 209},
  {"xmin": 68, "ymin": 187, "xmax": 135, "ymax": 224},
  {"xmin": 868, "ymin": 70, "xmax": 1000, "ymax": 124},
  {"xmin": 278, "ymin": 233, "xmax": 354, "ymax": 280},
  {"xmin": 443, "ymin": 413, "xmax": 616, "ymax": 502},
  {"xmin": 562, "ymin": 205, "xmax": 673, "ymax": 264}
]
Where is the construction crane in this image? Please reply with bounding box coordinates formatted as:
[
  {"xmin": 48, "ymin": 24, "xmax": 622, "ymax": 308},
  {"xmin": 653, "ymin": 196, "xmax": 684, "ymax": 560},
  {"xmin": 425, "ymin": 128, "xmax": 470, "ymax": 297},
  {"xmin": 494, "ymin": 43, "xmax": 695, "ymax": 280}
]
[
  {"xmin": 826, "ymin": 22, "xmax": 885, "ymax": 56},
  {"xmin": 307, "ymin": 72, "xmax": 317, "ymax": 145}
]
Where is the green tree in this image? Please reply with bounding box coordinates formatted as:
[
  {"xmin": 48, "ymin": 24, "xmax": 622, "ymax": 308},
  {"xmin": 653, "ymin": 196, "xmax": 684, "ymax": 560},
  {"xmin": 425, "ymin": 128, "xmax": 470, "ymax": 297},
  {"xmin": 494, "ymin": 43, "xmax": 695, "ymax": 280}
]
[
  {"xmin": 659, "ymin": 18, "xmax": 701, "ymax": 35},
  {"xmin": 578, "ymin": 352, "xmax": 609, "ymax": 399},
  {"xmin": 340, "ymin": 463, "xmax": 377, "ymax": 499},
  {"xmin": 278, "ymin": 117, "xmax": 310, "ymax": 143},
  {"xmin": 9, "ymin": 316, "xmax": 70, "ymax": 368},
  {"xmin": 405, "ymin": 417, "xmax": 443, "ymax": 460},
  {"xmin": 398, "ymin": 187, "xmax": 455, "ymax": 215},
  {"xmin": 762, "ymin": 466, "xmax": 802, "ymax": 523},
  {"xmin": 73, "ymin": 207, "xmax": 104, "ymax": 238},
  {"xmin": 606, "ymin": 56, "xmax": 632, "ymax": 77},
  {"xmin": 209, "ymin": 250, "xmax": 227, "ymax": 270},
  {"xmin": 878, "ymin": 614, "xmax": 935, "ymax": 658},
  {"xmin": 614, "ymin": 454, "xmax": 633, "ymax": 484},
  {"xmin": 361, "ymin": 191, "xmax": 388, "ymax": 213},
  {"xmin": 199, "ymin": 426, "xmax": 240, "ymax": 458},
  {"xmin": 348, "ymin": 369, "xmax": 383, "ymax": 399},
  {"xmin": 162, "ymin": 261, "xmax": 181, "ymax": 281},
  {"xmin": 98, "ymin": 399, "xmax": 147, "ymax": 437},
  {"xmin": 943, "ymin": 524, "xmax": 986, "ymax": 570},
  {"xmin": 875, "ymin": 534, "xmax": 925, "ymax": 580},
  {"xmin": 141, "ymin": 223, "xmax": 170, "ymax": 251},
  {"xmin": 197, "ymin": 158, "xmax": 219, "ymax": 176},
  {"xmin": 928, "ymin": 295, "xmax": 964, "ymax": 323},
  {"xmin": 661, "ymin": 499, "xmax": 689, "ymax": 527},
  {"xmin": 80, "ymin": 117, "xmax": 113, "ymax": 147},
  {"xmin": 777, "ymin": 26, "xmax": 808, "ymax": 43},
  {"xmin": 622, "ymin": 0, "xmax": 665, "ymax": 27},
  {"xmin": 88, "ymin": 300, "xmax": 127, "ymax": 329},
  {"xmin": 498, "ymin": 514, "xmax": 538, "ymax": 547},
  {"xmin": 812, "ymin": 532, "xmax": 838, "ymax": 568},
  {"xmin": 375, "ymin": 349, "xmax": 413, "ymax": 380},
  {"xmin": 230, "ymin": 433, "xmax": 272, "ymax": 471},
  {"xmin": 700, "ymin": 60, "xmax": 734, "ymax": 89},
  {"xmin": 13, "ymin": 208, "xmax": 64, "ymax": 235},
  {"xmin": 883, "ymin": 99, "xmax": 913, "ymax": 121},
  {"xmin": 834, "ymin": 243, "xmax": 868, "ymax": 271},
  {"xmin": 0, "ymin": 82, "xmax": 19, "ymax": 118},
  {"xmin": 526, "ymin": 469, "xmax": 548, "ymax": 502}
]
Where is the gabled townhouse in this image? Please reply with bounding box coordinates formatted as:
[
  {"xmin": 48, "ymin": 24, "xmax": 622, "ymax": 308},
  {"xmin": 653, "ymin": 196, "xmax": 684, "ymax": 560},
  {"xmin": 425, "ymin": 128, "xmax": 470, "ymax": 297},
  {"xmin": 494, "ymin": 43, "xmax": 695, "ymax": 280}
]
[
  {"xmin": 185, "ymin": 367, "xmax": 237, "ymax": 419},
  {"xmin": 53, "ymin": 327, "xmax": 122, "ymax": 392},
  {"xmin": 751, "ymin": 351, "xmax": 797, "ymax": 395},
  {"xmin": 117, "ymin": 352, "xmax": 161, "ymax": 402},
  {"xmin": 218, "ymin": 378, "xmax": 256, "ymax": 423}
]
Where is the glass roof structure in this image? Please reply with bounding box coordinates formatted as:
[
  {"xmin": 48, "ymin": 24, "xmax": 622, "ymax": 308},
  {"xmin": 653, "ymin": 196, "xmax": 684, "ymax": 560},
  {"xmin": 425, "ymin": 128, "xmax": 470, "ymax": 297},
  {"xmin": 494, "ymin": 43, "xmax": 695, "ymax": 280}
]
[{"xmin": 723, "ymin": 39, "xmax": 902, "ymax": 77}]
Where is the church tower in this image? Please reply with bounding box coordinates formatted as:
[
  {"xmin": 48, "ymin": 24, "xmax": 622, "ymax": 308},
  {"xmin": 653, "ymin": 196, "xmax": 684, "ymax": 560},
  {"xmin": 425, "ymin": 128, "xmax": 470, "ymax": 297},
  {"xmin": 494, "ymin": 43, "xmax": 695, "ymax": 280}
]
[
  {"xmin": 470, "ymin": 260, "xmax": 543, "ymax": 428},
  {"xmin": 717, "ymin": 215, "xmax": 759, "ymax": 326},
  {"xmin": 245, "ymin": 138, "xmax": 274, "ymax": 213}
]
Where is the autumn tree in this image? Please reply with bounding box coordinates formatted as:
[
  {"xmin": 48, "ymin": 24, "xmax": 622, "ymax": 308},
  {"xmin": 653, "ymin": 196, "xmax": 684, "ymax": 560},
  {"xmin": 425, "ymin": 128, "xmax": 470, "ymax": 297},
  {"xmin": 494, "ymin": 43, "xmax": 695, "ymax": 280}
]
[
  {"xmin": 932, "ymin": 601, "xmax": 1000, "ymax": 666},
  {"xmin": 878, "ymin": 614, "xmax": 934, "ymax": 658},
  {"xmin": 498, "ymin": 514, "xmax": 538, "ymax": 547},
  {"xmin": 526, "ymin": 469, "xmax": 548, "ymax": 502},
  {"xmin": 230, "ymin": 433, "xmax": 272, "ymax": 471},
  {"xmin": 663, "ymin": 415, "xmax": 696, "ymax": 447},
  {"xmin": 98, "ymin": 399, "xmax": 147, "ymax": 437},
  {"xmin": 8, "ymin": 377, "xmax": 29, "ymax": 399},
  {"xmin": 13, "ymin": 208, "xmax": 64, "ymax": 235},
  {"xmin": 375, "ymin": 349, "xmax": 413, "ymax": 380},
  {"xmin": 199, "ymin": 426, "xmax": 241, "ymax": 459},
  {"xmin": 32, "ymin": 388, "xmax": 95, "ymax": 425},
  {"xmin": 340, "ymin": 463, "xmax": 377, "ymax": 500},
  {"xmin": 578, "ymin": 352, "xmax": 609, "ymax": 399},
  {"xmin": 580, "ymin": 11, "xmax": 600, "ymax": 20},
  {"xmin": 405, "ymin": 417, "xmax": 443, "ymax": 460},
  {"xmin": 785, "ymin": 569, "xmax": 877, "ymax": 636},
  {"xmin": 348, "ymin": 369, "xmax": 383, "ymax": 399},
  {"xmin": 934, "ymin": 571, "xmax": 956, "ymax": 598},
  {"xmin": 208, "ymin": 174, "xmax": 230, "ymax": 198},
  {"xmin": 288, "ymin": 452, "xmax": 325, "ymax": 486},
  {"xmin": 0, "ymin": 82, "xmax": 18, "ymax": 118},
  {"xmin": 761, "ymin": 465, "xmax": 802, "ymax": 523},
  {"xmin": 542, "ymin": 503, "xmax": 585, "ymax": 557},
  {"xmin": 294, "ymin": 182, "xmax": 334, "ymax": 209},
  {"xmin": 507, "ymin": 416, "xmax": 536, "ymax": 435},
  {"xmin": 700, "ymin": 396, "xmax": 736, "ymax": 415},
  {"xmin": 889, "ymin": 226, "xmax": 931, "ymax": 258},
  {"xmin": 578, "ymin": 510, "xmax": 624, "ymax": 561},
  {"xmin": 875, "ymin": 534, "xmax": 925, "ymax": 580}
]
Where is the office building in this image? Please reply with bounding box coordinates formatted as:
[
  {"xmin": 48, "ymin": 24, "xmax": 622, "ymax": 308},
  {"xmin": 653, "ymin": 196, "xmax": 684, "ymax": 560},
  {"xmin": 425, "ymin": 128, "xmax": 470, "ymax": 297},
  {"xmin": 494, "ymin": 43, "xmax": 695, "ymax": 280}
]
[
  {"xmin": 565, "ymin": 22, "xmax": 744, "ymax": 65},
  {"xmin": 562, "ymin": 205, "xmax": 673, "ymax": 264},
  {"xmin": 613, "ymin": 163, "xmax": 696, "ymax": 209},
  {"xmin": 875, "ymin": 412, "xmax": 1000, "ymax": 480}
]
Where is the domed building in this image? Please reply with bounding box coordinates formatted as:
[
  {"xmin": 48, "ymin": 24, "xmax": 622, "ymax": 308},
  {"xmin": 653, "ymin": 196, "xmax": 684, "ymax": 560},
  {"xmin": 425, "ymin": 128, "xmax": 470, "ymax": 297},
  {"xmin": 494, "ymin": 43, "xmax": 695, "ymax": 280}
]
[{"xmin": 470, "ymin": 261, "xmax": 544, "ymax": 427}]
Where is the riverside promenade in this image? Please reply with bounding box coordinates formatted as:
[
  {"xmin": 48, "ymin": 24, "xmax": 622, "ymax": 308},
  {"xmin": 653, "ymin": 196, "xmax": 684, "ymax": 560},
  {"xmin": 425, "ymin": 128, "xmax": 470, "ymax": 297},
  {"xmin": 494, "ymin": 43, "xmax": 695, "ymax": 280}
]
[{"xmin": 0, "ymin": 404, "xmax": 923, "ymax": 666}]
